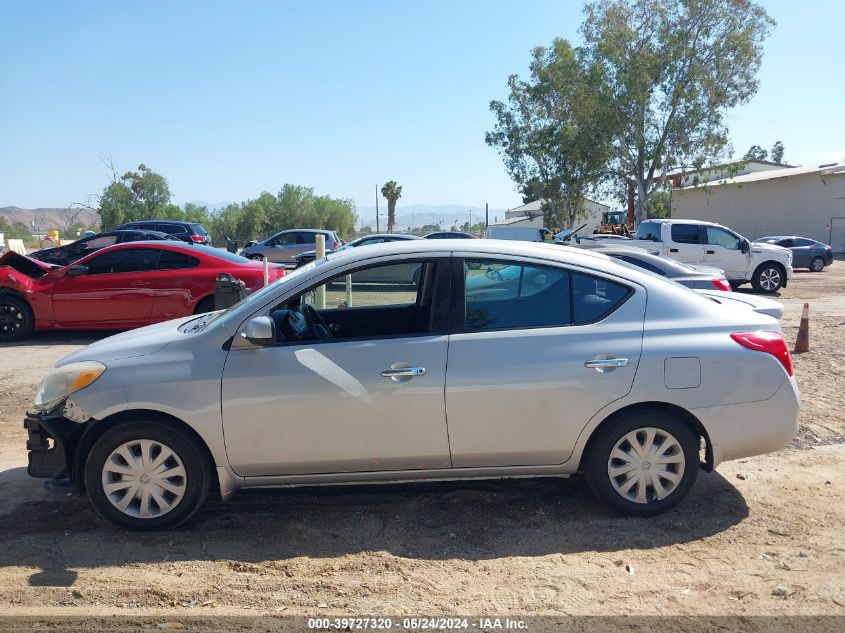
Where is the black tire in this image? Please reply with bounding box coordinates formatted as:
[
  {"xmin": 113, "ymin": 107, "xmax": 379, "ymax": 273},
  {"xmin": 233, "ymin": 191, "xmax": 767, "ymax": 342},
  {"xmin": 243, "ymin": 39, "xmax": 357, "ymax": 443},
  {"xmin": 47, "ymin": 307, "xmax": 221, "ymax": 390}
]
[
  {"xmin": 751, "ymin": 262, "xmax": 785, "ymax": 294},
  {"xmin": 84, "ymin": 420, "xmax": 211, "ymax": 530},
  {"xmin": 194, "ymin": 296, "xmax": 216, "ymax": 314},
  {"xmin": 810, "ymin": 257, "xmax": 825, "ymax": 273},
  {"xmin": 728, "ymin": 281, "xmax": 743, "ymax": 291},
  {"xmin": 584, "ymin": 409, "xmax": 699, "ymax": 517},
  {"xmin": 0, "ymin": 293, "xmax": 34, "ymax": 341}
]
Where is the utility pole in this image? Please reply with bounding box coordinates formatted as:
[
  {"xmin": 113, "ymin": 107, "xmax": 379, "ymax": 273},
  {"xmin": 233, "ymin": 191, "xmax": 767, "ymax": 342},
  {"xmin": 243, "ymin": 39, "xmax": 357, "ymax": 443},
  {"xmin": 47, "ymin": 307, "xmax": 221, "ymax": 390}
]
[
  {"xmin": 485, "ymin": 203, "xmax": 489, "ymax": 229},
  {"xmin": 469, "ymin": 209, "xmax": 472, "ymax": 230},
  {"xmin": 375, "ymin": 185, "xmax": 380, "ymax": 233}
]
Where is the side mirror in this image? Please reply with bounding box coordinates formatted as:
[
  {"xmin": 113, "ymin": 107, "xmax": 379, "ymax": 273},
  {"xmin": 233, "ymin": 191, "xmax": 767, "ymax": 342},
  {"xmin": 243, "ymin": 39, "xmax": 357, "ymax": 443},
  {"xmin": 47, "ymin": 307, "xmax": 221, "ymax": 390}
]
[
  {"xmin": 740, "ymin": 239, "xmax": 750, "ymax": 254},
  {"xmin": 243, "ymin": 316, "xmax": 276, "ymax": 346},
  {"xmin": 66, "ymin": 265, "xmax": 88, "ymax": 277}
]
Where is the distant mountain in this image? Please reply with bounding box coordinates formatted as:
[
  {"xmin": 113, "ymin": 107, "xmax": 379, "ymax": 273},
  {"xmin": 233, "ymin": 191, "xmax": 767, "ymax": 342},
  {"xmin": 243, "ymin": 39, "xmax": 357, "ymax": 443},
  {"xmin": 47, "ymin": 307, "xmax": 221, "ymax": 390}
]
[
  {"xmin": 355, "ymin": 204, "xmax": 509, "ymax": 230},
  {"xmin": 0, "ymin": 206, "xmax": 100, "ymax": 231}
]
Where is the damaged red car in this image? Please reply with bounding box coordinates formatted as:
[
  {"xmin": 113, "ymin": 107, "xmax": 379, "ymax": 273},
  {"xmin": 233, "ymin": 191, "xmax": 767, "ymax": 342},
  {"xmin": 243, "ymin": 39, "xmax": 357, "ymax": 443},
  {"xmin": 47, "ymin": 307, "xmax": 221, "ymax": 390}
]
[{"xmin": 0, "ymin": 242, "xmax": 285, "ymax": 341}]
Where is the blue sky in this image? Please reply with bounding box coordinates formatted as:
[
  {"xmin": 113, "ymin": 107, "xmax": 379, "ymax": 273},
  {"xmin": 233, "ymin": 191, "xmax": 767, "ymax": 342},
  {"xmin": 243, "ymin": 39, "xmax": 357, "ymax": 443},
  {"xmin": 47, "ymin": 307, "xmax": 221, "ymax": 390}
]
[{"xmin": 1, "ymin": 0, "xmax": 842, "ymax": 211}]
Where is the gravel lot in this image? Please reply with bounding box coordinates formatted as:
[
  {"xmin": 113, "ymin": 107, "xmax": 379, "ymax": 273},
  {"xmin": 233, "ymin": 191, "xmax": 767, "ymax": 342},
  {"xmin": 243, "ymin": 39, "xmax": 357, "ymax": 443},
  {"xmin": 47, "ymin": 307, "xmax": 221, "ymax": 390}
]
[{"xmin": 0, "ymin": 260, "xmax": 843, "ymax": 626}]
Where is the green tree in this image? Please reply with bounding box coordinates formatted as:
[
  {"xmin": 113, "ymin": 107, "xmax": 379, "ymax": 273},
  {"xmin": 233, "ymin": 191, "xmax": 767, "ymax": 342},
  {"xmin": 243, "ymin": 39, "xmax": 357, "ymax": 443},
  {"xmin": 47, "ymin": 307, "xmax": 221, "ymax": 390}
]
[
  {"xmin": 580, "ymin": 0, "xmax": 775, "ymax": 224},
  {"xmin": 487, "ymin": 38, "xmax": 612, "ymax": 230},
  {"xmin": 380, "ymin": 181, "xmax": 402, "ymax": 233},
  {"xmin": 97, "ymin": 163, "xmax": 180, "ymax": 229},
  {"xmin": 744, "ymin": 145, "xmax": 768, "ymax": 161},
  {"xmin": 647, "ymin": 189, "xmax": 672, "ymax": 219},
  {"xmin": 770, "ymin": 141, "xmax": 785, "ymax": 164}
]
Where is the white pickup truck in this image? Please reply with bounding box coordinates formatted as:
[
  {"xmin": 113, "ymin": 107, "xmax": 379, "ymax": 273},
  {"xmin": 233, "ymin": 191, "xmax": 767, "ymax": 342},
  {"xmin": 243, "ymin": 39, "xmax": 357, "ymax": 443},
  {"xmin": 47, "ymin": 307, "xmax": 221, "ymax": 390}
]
[{"xmin": 571, "ymin": 219, "xmax": 793, "ymax": 293}]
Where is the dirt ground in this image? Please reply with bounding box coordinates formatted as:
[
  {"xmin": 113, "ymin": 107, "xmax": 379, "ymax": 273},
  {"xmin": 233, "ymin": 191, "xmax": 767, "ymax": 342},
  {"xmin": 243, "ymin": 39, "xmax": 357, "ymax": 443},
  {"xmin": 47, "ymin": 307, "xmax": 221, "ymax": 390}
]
[{"xmin": 0, "ymin": 260, "xmax": 843, "ymax": 627}]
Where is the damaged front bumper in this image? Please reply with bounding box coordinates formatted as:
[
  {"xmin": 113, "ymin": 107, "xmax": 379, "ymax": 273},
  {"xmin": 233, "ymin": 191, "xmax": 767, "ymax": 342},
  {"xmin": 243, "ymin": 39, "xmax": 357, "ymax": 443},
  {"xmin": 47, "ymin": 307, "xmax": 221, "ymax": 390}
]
[{"xmin": 24, "ymin": 410, "xmax": 86, "ymax": 481}]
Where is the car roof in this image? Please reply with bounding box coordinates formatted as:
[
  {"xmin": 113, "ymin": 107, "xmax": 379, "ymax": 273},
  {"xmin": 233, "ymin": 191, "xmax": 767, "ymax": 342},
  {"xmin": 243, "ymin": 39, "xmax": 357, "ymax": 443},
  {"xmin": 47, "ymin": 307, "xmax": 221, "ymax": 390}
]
[{"xmin": 358, "ymin": 233, "xmax": 422, "ymax": 240}]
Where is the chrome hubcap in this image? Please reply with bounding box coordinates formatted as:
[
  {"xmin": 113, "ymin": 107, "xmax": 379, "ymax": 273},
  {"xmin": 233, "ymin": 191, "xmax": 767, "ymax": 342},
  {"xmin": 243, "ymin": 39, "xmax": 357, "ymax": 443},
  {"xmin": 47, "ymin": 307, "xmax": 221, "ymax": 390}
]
[
  {"xmin": 101, "ymin": 439, "xmax": 187, "ymax": 519},
  {"xmin": 760, "ymin": 268, "xmax": 780, "ymax": 291},
  {"xmin": 607, "ymin": 427, "xmax": 685, "ymax": 504},
  {"xmin": 812, "ymin": 259, "xmax": 823, "ymax": 272}
]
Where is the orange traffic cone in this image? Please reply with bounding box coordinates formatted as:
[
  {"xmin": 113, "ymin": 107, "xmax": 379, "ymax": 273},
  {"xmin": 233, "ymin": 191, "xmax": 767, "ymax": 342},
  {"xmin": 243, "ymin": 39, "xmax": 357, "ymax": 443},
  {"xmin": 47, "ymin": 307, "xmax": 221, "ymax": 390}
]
[{"xmin": 793, "ymin": 303, "xmax": 810, "ymax": 354}]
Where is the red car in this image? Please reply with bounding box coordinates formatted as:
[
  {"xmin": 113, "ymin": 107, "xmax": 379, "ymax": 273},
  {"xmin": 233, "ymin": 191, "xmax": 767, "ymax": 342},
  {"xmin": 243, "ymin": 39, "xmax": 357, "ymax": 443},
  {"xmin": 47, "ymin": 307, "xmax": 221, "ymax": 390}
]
[{"xmin": 0, "ymin": 242, "xmax": 285, "ymax": 341}]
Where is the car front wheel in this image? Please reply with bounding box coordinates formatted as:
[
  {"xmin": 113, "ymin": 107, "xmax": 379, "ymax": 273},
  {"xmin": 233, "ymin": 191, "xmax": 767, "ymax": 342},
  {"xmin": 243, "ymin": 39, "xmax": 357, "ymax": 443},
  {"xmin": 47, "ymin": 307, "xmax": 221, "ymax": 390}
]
[
  {"xmin": 84, "ymin": 421, "xmax": 210, "ymax": 530},
  {"xmin": 751, "ymin": 263, "xmax": 784, "ymax": 293},
  {"xmin": 0, "ymin": 294, "xmax": 34, "ymax": 341},
  {"xmin": 810, "ymin": 257, "xmax": 825, "ymax": 272},
  {"xmin": 584, "ymin": 410, "xmax": 699, "ymax": 516}
]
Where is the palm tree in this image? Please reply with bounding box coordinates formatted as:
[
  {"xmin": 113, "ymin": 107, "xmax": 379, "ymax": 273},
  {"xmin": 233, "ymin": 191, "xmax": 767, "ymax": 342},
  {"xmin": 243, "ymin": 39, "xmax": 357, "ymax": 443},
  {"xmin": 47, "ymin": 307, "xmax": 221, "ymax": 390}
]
[{"xmin": 380, "ymin": 180, "xmax": 402, "ymax": 233}]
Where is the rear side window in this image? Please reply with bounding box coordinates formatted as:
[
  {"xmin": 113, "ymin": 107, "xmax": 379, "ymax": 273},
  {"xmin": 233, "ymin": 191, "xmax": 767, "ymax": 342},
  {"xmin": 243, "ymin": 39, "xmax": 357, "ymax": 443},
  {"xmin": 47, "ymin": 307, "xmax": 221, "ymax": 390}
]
[
  {"xmin": 161, "ymin": 225, "xmax": 188, "ymax": 235},
  {"xmin": 462, "ymin": 260, "xmax": 629, "ymax": 331},
  {"xmin": 157, "ymin": 250, "xmax": 200, "ymax": 270},
  {"xmin": 635, "ymin": 222, "xmax": 662, "ymax": 242},
  {"xmin": 671, "ymin": 224, "xmax": 701, "ymax": 244},
  {"xmin": 191, "ymin": 224, "xmax": 209, "ymax": 236},
  {"xmin": 792, "ymin": 238, "xmax": 814, "ymax": 247},
  {"xmin": 464, "ymin": 261, "xmax": 571, "ymax": 331},
  {"xmin": 615, "ymin": 255, "xmax": 666, "ymax": 276}
]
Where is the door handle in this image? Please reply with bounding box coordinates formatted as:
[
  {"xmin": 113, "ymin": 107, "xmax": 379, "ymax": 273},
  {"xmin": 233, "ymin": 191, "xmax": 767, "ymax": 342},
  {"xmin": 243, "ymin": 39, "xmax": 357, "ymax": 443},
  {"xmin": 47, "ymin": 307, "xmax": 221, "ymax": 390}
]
[
  {"xmin": 669, "ymin": 248, "xmax": 678, "ymax": 253},
  {"xmin": 584, "ymin": 358, "xmax": 629, "ymax": 372},
  {"xmin": 706, "ymin": 250, "xmax": 715, "ymax": 255},
  {"xmin": 381, "ymin": 367, "xmax": 426, "ymax": 378}
]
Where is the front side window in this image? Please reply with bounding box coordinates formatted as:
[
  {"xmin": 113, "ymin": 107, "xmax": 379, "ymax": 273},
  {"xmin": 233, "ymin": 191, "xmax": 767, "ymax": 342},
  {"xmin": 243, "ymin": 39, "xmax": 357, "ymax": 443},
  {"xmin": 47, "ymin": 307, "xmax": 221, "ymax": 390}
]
[
  {"xmin": 706, "ymin": 227, "xmax": 740, "ymax": 250},
  {"xmin": 267, "ymin": 260, "xmax": 438, "ymax": 343},
  {"xmin": 671, "ymin": 224, "xmax": 702, "ymax": 244},
  {"xmin": 85, "ymin": 249, "xmax": 161, "ymax": 275},
  {"xmin": 302, "ymin": 262, "xmax": 423, "ymax": 311}
]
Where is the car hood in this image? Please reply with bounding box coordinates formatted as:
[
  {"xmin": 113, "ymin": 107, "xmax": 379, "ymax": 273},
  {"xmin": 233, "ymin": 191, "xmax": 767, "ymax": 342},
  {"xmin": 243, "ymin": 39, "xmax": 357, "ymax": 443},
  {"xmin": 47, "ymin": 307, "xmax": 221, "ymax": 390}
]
[
  {"xmin": 694, "ymin": 290, "xmax": 784, "ymax": 319},
  {"xmin": 0, "ymin": 250, "xmax": 60, "ymax": 274},
  {"xmin": 55, "ymin": 314, "xmax": 200, "ymax": 367}
]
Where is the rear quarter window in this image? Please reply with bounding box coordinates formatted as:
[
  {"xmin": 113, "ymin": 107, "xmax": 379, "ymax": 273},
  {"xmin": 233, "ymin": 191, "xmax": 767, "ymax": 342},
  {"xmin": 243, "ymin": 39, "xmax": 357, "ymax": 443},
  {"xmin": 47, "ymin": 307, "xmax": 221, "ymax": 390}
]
[
  {"xmin": 670, "ymin": 224, "xmax": 701, "ymax": 244},
  {"xmin": 572, "ymin": 272, "xmax": 631, "ymax": 324}
]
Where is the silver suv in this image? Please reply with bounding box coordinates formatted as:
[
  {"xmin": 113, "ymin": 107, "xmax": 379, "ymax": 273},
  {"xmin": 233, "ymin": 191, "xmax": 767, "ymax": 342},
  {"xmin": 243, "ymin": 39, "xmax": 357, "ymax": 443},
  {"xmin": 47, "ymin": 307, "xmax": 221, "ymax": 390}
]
[{"xmin": 240, "ymin": 229, "xmax": 342, "ymax": 265}]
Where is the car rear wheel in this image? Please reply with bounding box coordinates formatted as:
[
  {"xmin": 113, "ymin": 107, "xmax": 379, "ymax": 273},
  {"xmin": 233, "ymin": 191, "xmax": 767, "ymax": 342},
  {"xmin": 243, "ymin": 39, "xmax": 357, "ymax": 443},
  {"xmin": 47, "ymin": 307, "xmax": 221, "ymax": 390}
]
[
  {"xmin": 84, "ymin": 421, "xmax": 210, "ymax": 530},
  {"xmin": 810, "ymin": 257, "xmax": 825, "ymax": 273},
  {"xmin": 0, "ymin": 294, "xmax": 34, "ymax": 341},
  {"xmin": 584, "ymin": 410, "xmax": 699, "ymax": 516},
  {"xmin": 751, "ymin": 263, "xmax": 784, "ymax": 294}
]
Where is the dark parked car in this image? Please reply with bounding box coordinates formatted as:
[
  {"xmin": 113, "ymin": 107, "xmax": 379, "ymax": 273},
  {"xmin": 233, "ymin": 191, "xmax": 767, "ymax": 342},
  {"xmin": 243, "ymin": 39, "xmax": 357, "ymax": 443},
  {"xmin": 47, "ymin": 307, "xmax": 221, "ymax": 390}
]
[
  {"xmin": 423, "ymin": 231, "xmax": 477, "ymax": 239},
  {"xmin": 240, "ymin": 229, "xmax": 342, "ymax": 266},
  {"xmin": 755, "ymin": 236, "xmax": 833, "ymax": 272},
  {"xmin": 116, "ymin": 220, "xmax": 212, "ymax": 245},
  {"xmin": 294, "ymin": 233, "xmax": 422, "ymax": 266},
  {"xmin": 593, "ymin": 246, "xmax": 732, "ymax": 291},
  {"xmin": 29, "ymin": 230, "xmax": 179, "ymax": 266}
]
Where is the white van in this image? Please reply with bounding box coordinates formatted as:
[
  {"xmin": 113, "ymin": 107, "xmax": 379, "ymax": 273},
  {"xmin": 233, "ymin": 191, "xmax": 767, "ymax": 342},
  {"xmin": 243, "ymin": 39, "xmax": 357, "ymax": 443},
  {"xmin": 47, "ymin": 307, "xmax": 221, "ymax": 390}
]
[{"xmin": 486, "ymin": 226, "xmax": 551, "ymax": 242}]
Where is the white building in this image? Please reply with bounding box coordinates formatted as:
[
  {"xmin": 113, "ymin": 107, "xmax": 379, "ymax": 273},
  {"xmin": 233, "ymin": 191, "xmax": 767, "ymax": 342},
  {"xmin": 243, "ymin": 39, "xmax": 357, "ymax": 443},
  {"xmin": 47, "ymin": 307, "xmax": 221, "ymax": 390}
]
[
  {"xmin": 671, "ymin": 163, "xmax": 845, "ymax": 253},
  {"xmin": 498, "ymin": 198, "xmax": 609, "ymax": 233}
]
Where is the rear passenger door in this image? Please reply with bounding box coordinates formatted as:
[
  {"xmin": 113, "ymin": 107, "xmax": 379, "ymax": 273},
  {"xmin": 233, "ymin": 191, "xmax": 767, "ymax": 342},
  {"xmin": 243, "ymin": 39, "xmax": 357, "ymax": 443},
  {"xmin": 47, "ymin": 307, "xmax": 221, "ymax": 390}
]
[
  {"xmin": 668, "ymin": 223, "xmax": 705, "ymax": 264},
  {"xmin": 444, "ymin": 258, "xmax": 646, "ymax": 468}
]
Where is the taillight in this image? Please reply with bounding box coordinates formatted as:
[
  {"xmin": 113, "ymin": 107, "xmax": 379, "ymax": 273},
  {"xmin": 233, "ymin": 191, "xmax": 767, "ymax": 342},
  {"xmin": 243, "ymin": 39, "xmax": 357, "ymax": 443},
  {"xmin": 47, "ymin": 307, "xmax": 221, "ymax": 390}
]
[
  {"xmin": 190, "ymin": 235, "xmax": 205, "ymax": 243},
  {"xmin": 730, "ymin": 331, "xmax": 794, "ymax": 376},
  {"xmin": 711, "ymin": 277, "xmax": 731, "ymax": 292}
]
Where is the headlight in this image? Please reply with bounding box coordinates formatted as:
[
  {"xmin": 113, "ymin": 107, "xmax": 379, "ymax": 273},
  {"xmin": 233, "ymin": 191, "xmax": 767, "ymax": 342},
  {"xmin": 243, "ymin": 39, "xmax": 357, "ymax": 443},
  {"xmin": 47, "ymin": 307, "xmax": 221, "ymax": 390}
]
[{"xmin": 33, "ymin": 361, "xmax": 106, "ymax": 411}]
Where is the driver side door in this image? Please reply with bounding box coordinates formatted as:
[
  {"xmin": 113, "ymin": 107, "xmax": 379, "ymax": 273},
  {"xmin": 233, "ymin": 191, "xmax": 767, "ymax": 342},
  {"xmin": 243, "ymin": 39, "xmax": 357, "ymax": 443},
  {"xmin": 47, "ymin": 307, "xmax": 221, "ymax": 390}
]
[
  {"xmin": 703, "ymin": 226, "xmax": 747, "ymax": 279},
  {"xmin": 221, "ymin": 256, "xmax": 453, "ymax": 477}
]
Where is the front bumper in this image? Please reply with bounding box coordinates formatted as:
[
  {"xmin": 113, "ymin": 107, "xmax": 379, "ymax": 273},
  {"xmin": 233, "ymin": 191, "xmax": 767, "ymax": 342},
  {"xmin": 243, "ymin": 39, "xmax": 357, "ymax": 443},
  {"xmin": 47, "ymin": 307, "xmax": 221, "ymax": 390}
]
[{"xmin": 24, "ymin": 411, "xmax": 85, "ymax": 480}]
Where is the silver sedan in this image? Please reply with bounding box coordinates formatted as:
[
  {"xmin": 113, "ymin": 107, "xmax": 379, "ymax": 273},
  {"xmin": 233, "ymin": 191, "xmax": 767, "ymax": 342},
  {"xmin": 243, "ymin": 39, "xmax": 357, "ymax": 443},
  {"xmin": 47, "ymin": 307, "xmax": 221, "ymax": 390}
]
[{"xmin": 26, "ymin": 240, "xmax": 799, "ymax": 529}]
